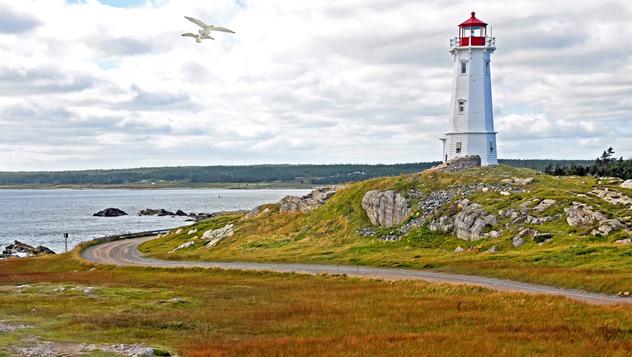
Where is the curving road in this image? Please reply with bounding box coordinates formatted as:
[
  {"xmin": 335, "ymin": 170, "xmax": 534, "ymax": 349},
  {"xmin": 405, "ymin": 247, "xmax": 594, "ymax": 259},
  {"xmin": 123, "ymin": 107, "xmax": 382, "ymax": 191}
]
[{"xmin": 81, "ymin": 236, "xmax": 632, "ymax": 305}]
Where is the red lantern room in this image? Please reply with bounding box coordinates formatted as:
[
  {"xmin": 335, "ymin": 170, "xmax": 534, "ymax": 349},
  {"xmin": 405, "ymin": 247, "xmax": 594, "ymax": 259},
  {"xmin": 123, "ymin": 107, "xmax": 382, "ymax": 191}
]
[{"xmin": 458, "ymin": 12, "xmax": 488, "ymax": 46}]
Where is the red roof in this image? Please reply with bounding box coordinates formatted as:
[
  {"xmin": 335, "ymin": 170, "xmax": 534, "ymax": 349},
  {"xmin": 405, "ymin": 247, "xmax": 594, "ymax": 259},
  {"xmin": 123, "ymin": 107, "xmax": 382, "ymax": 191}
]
[{"xmin": 459, "ymin": 12, "xmax": 487, "ymax": 28}]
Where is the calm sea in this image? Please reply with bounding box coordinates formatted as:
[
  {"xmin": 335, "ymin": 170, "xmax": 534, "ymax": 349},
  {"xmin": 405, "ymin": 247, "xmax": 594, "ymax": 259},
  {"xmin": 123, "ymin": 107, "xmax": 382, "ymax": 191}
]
[{"xmin": 0, "ymin": 189, "xmax": 309, "ymax": 253}]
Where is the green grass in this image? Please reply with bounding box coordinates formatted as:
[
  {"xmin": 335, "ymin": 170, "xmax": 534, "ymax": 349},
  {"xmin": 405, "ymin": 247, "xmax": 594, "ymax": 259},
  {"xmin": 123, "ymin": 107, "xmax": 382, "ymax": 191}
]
[
  {"xmin": 2, "ymin": 254, "xmax": 632, "ymax": 356},
  {"xmin": 139, "ymin": 165, "xmax": 632, "ymax": 294}
]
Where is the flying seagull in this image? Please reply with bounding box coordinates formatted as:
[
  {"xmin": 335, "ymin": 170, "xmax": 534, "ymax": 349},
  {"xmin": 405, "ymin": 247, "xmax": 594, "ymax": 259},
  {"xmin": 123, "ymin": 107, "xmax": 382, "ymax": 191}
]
[
  {"xmin": 182, "ymin": 32, "xmax": 214, "ymax": 43},
  {"xmin": 184, "ymin": 16, "xmax": 235, "ymax": 37}
]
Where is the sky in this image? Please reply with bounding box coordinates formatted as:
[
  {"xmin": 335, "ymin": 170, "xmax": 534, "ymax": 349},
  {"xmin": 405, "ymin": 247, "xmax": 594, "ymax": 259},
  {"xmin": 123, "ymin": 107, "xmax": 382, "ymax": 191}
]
[{"xmin": 0, "ymin": 0, "xmax": 631, "ymax": 171}]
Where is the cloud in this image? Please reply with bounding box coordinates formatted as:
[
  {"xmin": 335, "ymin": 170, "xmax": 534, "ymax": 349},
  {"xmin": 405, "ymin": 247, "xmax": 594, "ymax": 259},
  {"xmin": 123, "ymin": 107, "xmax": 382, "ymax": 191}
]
[
  {"xmin": 0, "ymin": 0, "xmax": 631, "ymax": 170},
  {"xmin": 0, "ymin": 4, "xmax": 40, "ymax": 34}
]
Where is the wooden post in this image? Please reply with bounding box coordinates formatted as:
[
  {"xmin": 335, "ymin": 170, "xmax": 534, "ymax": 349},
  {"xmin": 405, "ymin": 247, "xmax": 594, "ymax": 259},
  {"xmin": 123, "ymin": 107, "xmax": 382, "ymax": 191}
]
[{"xmin": 63, "ymin": 233, "xmax": 69, "ymax": 252}]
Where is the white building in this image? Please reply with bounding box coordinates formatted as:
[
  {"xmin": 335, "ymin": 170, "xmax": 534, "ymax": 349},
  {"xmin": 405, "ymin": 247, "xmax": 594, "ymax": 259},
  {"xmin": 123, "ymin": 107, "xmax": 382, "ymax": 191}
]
[{"xmin": 440, "ymin": 12, "xmax": 498, "ymax": 166}]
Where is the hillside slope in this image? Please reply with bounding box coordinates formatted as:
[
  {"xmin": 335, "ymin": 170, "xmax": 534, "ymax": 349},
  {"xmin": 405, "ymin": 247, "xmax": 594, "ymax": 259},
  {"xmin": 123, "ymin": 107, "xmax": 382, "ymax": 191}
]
[{"xmin": 139, "ymin": 166, "xmax": 632, "ymax": 294}]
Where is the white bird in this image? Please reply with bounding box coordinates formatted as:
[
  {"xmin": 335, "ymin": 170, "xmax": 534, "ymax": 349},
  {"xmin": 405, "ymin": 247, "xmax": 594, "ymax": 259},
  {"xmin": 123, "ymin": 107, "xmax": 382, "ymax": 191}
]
[
  {"xmin": 184, "ymin": 16, "xmax": 235, "ymax": 37},
  {"xmin": 182, "ymin": 32, "xmax": 214, "ymax": 43}
]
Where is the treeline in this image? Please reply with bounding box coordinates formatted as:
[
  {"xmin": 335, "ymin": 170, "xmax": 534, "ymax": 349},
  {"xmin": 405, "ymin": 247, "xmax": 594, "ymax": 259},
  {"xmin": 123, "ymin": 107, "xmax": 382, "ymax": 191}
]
[
  {"xmin": 0, "ymin": 159, "xmax": 606, "ymax": 186},
  {"xmin": 543, "ymin": 148, "xmax": 632, "ymax": 180},
  {"xmin": 0, "ymin": 163, "xmax": 438, "ymax": 185}
]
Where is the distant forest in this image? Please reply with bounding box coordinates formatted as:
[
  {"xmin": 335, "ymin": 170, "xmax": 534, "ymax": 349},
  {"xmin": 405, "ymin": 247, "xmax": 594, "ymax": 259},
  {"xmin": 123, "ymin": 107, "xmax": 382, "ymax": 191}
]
[
  {"xmin": 544, "ymin": 148, "xmax": 632, "ymax": 180},
  {"xmin": 0, "ymin": 159, "xmax": 596, "ymax": 186}
]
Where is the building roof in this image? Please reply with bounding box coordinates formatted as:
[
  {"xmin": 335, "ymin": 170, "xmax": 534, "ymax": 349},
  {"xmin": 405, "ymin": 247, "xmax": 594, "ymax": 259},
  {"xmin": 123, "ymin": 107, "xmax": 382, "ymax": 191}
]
[{"xmin": 459, "ymin": 12, "xmax": 487, "ymax": 28}]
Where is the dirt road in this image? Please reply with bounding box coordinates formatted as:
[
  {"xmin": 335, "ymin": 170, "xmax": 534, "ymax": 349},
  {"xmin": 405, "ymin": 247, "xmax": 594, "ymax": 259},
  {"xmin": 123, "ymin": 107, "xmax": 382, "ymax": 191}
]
[{"xmin": 81, "ymin": 236, "xmax": 632, "ymax": 305}]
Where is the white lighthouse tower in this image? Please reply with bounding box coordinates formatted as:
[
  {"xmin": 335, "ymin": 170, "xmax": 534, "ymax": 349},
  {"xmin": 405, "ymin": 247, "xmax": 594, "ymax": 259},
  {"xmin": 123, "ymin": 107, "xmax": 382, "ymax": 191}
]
[{"xmin": 440, "ymin": 12, "xmax": 497, "ymax": 166}]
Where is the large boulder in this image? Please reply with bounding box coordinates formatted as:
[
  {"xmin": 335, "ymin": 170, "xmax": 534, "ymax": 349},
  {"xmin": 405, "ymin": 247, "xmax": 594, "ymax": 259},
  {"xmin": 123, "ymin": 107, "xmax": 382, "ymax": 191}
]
[
  {"xmin": 93, "ymin": 208, "xmax": 127, "ymax": 217},
  {"xmin": 620, "ymin": 179, "xmax": 632, "ymax": 189},
  {"xmin": 279, "ymin": 186, "xmax": 339, "ymax": 214},
  {"xmin": 425, "ymin": 155, "xmax": 481, "ymax": 173},
  {"xmin": 564, "ymin": 202, "xmax": 607, "ymax": 227},
  {"xmin": 453, "ymin": 200, "xmax": 496, "ymax": 241},
  {"xmin": 361, "ymin": 190, "xmax": 410, "ymax": 227},
  {"xmin": 564, "ymin": 202, "xmax": 626, "ymax": 236},
  {"xmin": 203, "ymin": 224, "xmax": 235, "ymax": 247}
]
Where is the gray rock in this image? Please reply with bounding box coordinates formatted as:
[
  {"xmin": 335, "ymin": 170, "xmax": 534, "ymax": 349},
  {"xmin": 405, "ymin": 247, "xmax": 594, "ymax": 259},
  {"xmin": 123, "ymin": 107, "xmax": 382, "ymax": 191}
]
[
  {"xmin": 591, "ymin": 219, "xmax": 626, "ymax": 237},
  {"xmin": 564, "ymin": 202, "xmax": 607, "ymax": 227},
  {"xmin": 361, "ymin": 190, "xmax": 410, "ymax": 227},
  {"xmin": 203, "ymin": 224, "xmax": 234, "ymax": 247},
  {"xmin": 429, "ymin": 215, "xmax": 454, "ymax": 233},
  {"xmin": 615, "ymin": 238, "xmax": 632, "ymax": 244},
  {"xmin": 488, "ymin": 230, "xmax": 501, "ymax": 239},
  {"xmin": 533, "ymin": 199, "xmax": 557, "ymax": 212},
  {"xmin": 425, "ymin": 155, "xmax": 481, "ymax": 173},
  {"xmin": 512, "ymin": 228, "xmax": 537, "ymax": 247},
  {"xmin": 485, "ymin": 245, "xmax": 497, "ymax": 254},
  {"xmin": 454, "ymin": 246, "xmax": 465, "ymax": 253},
  {"xmin": 169, "ymin": 241, "xmax": 196, "ymax": 253},
  {"xmin": 621, "ymin": 180, "xmax": 632, "ymax": 189},
  {"xmin": 591, "ymin": 188, "xmax": 632, "ymax": 206},
  {"xmin": 453, "ymin": 202, "xmax": 497, "ymax": 241},
  {"xmin": 512, "ymin": 236, "xmax": 524, "ymax": 247},
  {"xmin": 502, "ymin": 177, "xmax": 534, "ymax": 186},
  {"xmin": 279, "ymin": 186, "xmax": 339, "ymax": 214}
]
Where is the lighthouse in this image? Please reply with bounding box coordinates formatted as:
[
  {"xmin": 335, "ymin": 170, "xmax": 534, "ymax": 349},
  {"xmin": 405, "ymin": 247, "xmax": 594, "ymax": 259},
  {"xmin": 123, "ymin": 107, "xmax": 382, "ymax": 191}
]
[{"xmin": 440, "ymin": 12, "xmax": 497, "ymax": 166}]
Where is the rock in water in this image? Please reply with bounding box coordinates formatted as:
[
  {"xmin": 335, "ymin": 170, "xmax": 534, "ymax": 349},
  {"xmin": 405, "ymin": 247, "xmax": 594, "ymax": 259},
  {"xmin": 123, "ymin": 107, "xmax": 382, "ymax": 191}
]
[
  {"xmin": 361, "ymin": 190, "xmax": 410, "ymax": 227},
  {"xmin": 2, "ymin": 240, "xmax": 56, "ymax": 257},
  {"xmin": 621, "ymin": 179, "xmax": 632, "ymax": 189},
  {"xmin": 93, "ymin": 208, "xmax": 127, "ymax": 217},
  {"xmin": 139, "ymin": 208, "xmax": 175, "ymax": 216}
]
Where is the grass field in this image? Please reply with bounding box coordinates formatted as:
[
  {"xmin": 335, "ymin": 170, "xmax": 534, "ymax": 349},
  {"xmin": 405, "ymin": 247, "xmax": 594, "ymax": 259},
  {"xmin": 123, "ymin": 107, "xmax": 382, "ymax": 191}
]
[
  {"xmin": 139, "ymin": 166, "xmax": 632, "ymax": 295},
  {"xmin": 1, "ymin": 254, "xmax": 632, "ymax": 356}
]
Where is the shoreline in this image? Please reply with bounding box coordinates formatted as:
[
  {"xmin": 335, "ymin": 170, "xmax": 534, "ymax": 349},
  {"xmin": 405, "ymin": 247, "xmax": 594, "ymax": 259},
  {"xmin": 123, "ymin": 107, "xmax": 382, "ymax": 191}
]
[{"xmin": 0, "ymin": 182, "xmax": 317, "ymax": 190}]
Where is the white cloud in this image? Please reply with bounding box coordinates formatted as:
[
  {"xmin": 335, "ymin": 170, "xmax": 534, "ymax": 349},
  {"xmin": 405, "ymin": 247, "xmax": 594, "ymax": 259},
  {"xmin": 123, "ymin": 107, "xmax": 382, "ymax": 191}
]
[{"xmin": 0, "ymin": 0, "xmax": 631, "ymax": 170}]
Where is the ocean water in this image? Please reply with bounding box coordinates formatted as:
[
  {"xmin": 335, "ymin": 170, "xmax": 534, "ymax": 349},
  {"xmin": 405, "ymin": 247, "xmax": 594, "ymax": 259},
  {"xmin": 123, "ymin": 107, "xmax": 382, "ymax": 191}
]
[{"xmin": 0, "ymin": 189, "xmax": 309, "ymax": 253}]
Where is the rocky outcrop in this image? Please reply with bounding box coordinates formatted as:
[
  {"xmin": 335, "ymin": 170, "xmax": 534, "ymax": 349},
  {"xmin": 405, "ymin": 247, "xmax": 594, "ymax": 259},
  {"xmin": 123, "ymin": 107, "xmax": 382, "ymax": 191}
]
[
  {"xmin": 591, "ymin": 188, "xmax": 632, "ymax": 206},
  {"xmin": 279, "ymin": 186, "xmax": 339, "ymax": 214},
  {"xmin": 425, "ymin": 155, "xmax": 481, "ymax": 173},
  {"xmin": 361, "ymin": 190, "xmax": 410, "ymax": 227},
  {"xmin": 564, "ymin": 202, "xmax": 626, "ymax": 237},
  {"xmin": 620, "ymin": 179, "xmax": 632, "ymax": 189},
  {"xmin": 2, "ymin": 241, "xmax": 56, "ymax": 258},
  {"xmin": 169, "ymin": 241, "xmax": 196, "ymax": 253},
  {"xmin": 429, "ymin": 216, "xmax": 454, "ymax": 233},
  {"xmin": 565, "ymin": 202, "xmax": 607, "ymax": 227},
  {"xmin": 203, "ymin": 224, "xmax": 234, "ymax": 247},
  {"xmin": 93, "ymin": 208, "xmax": 127, "ymax": 217},
  {"xmin": 453, "ymin": 200, "xmax": 497, "ymax": 241}
]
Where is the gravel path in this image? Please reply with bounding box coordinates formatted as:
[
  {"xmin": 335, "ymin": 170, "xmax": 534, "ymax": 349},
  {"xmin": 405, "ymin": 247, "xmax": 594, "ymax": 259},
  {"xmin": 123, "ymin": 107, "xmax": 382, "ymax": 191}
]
[{"xmin": 81, "ymin": 236, "xmax": 632, "ymax": 305}]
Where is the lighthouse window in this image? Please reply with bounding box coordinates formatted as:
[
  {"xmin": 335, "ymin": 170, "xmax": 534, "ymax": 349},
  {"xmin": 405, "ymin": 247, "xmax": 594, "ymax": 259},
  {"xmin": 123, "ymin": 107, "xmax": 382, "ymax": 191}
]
[
  {"xmin": 490, "ymin": 142, "xmax": 494, "ymax": 153},
  {"xmin": 456, "ymin": 142, "xmax": 462, "ymax": 154},
  {"xmin": 460, "ymin": 61, "xmax": 467, "ymax": 74},
  {"xmin": 458, "ymin": 100, "xmax": 465, "ymax": 113}
]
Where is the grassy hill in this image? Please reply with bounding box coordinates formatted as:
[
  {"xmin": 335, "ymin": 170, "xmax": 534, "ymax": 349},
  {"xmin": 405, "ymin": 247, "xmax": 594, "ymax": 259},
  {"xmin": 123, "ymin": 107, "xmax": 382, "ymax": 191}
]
[{"xmin": 140, "ymin": 165, "xmax": 632, "ymax": 294}]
